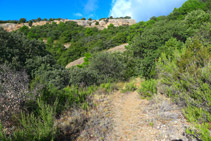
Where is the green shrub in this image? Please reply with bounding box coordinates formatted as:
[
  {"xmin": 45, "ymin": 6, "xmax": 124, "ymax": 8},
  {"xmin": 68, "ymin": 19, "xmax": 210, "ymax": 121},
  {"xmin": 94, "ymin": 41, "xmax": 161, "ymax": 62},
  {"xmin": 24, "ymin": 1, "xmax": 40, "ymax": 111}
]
[
  {"xmin": 100, "ymin": 82, "xmax": 117, "ymax": 93},
  {"xmin": 0, "ymin": 122, "xmax": 10, "ymax": 141},
  {"xmin": 138, "ymin": 79, "xmax": 158, "ymax": 98},
  {"xmin": 69, "ymin": 67, "xmax": 98, "ymax": 87},
  {"xmin": 88, "ymin": 52, "xmax": 127, "ymax": 83},
  {"xmin": 12, "ymin": 100, "xmax": 56, "ymax": 141},
  {"xmin": 95, "ymin": 21, "xmax": 99, "ymax": 25},
  {"xmin": 156, "ymin": 37, "xmax": 211, "ymax": 140},
  {"xmin": 121, "ymin": 81, "xmax": 137, "ymax": 93}
]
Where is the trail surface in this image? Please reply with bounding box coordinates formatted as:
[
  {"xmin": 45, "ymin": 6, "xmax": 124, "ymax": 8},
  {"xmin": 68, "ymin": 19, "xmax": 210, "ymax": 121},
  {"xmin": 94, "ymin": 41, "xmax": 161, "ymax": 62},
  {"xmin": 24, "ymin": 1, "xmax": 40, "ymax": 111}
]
[
  {"xmin": 108, "ymin": 91, "xmax": 191, "ymax": 141},
  {"xmin": 77, "ymin": 88, "xmax": 192, "ymax": 141},
  {"xmin": 110, "ymin": 91, "xmax": 158, "ymax": 140}
]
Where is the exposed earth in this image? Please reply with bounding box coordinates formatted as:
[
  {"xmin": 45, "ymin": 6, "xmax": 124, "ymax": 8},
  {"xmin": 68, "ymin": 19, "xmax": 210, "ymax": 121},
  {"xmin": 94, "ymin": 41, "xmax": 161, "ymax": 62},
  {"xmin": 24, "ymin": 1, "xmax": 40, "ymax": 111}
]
[{"xmin": 72, "ymin": 81, "xmax": 194, "ymax": 141}]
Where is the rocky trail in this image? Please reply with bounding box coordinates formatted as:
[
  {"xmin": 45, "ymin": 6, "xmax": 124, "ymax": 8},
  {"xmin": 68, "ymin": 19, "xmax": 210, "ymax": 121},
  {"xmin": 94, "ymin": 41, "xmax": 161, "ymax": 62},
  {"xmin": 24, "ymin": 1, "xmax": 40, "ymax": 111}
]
[{"xmin": 77, "ymin": 86, "xmax": 193, "ymax": 141}]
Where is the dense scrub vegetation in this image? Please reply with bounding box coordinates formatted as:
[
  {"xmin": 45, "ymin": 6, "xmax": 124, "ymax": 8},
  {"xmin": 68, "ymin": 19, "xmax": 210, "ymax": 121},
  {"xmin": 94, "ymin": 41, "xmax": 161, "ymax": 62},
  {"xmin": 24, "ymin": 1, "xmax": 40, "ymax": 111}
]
[
  {"xmin": 18, "ymin": 22, "xmax": 129, "ymax": 66},
  {"xmin": 0, "ymin": 0, "xmax": 210, "ymax": 140}
]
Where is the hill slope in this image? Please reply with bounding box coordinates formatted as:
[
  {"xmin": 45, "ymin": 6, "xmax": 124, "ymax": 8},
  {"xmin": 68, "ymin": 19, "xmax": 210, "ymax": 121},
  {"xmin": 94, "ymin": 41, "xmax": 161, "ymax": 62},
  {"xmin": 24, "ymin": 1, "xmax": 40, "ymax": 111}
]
[{"xmin": 66, "ymin": 43, "xmax": 128, "ymax": 68}]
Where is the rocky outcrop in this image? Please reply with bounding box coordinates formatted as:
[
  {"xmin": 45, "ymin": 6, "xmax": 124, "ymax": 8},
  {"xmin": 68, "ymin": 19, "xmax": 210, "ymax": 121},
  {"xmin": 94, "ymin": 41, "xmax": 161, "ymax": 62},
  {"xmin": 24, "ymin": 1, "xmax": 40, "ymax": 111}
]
[{"xmin": 0, "ymin": 19, "xmax": 136, "ymax": 32}]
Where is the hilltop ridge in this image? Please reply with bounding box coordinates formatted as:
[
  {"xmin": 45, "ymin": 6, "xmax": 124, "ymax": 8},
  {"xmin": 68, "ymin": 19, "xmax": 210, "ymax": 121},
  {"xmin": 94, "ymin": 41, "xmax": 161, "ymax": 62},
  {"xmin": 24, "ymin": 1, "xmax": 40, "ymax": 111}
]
[{"xmin": 0, "ymin": 19, "xmax": 136, "ymax": 32}]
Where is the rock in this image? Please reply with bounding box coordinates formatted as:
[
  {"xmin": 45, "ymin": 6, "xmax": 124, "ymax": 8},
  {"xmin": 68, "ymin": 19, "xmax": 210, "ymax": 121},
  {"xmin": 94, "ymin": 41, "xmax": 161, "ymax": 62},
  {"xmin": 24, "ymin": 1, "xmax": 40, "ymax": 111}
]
[{"xmin": 0, "ymin": 19, "xmax": 136, "ymax": 32}]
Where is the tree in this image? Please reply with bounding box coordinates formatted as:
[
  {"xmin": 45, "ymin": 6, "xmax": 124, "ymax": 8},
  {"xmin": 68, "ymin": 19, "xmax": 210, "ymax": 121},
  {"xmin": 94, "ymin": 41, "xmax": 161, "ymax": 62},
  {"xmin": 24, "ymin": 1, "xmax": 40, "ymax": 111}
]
[
  {"xmin": 44, "ymin": 18, "xmax": 47, "ymax": 21},
  {"xmin": 124, "ymin": 16, "xmax": 131, "ymax": 19},
  {"xmin": 37, "ymin": 17, "xmax": 41, "ymax": 21},
  {"xmin": 49, "ymin": 18, "xmax": 53, "ymax": 21},
  {"xmin": 28, "ymin": 20, "xmax": 33, "ymax": 27},
  {"xmin": 19, "ymin": 18, "xmax": 26, "ymax": 23},
  {"xmin": 81, "ymin": 17, "xmax": 86, "ymax": 20},
  {"xmin": 95, "ymin": 21, "xmax": 99, "ymax": 25},
  {"xmin": 88, "ymin": 18, "xmax": 92, "ymax": 21},
  {"xmin": 108, "ymin": 24, "xmax": 115, "ymax": 29}
]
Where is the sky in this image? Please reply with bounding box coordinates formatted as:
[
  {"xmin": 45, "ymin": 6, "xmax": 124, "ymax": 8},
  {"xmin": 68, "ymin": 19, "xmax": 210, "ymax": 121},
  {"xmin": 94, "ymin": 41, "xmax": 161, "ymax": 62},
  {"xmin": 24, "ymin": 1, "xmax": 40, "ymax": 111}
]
[{"xmin": 0, "ymin": 0, "xmax": 187, "ymax": 22}]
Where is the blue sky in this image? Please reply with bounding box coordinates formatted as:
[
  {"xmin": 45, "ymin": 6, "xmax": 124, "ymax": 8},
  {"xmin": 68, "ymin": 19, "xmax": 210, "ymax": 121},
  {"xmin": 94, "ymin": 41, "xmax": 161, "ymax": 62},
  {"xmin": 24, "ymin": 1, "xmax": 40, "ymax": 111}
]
[{"xmin": 0, "ymin": 0, "xmax": 187, "ymax": 22}]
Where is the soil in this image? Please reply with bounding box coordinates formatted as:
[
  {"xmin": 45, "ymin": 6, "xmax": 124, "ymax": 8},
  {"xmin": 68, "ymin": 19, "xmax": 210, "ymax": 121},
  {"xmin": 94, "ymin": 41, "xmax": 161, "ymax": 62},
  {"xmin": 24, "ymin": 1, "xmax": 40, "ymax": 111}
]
[{"xmin": 76, "ymin": 89, "xmax": 193, "ymax": 141}]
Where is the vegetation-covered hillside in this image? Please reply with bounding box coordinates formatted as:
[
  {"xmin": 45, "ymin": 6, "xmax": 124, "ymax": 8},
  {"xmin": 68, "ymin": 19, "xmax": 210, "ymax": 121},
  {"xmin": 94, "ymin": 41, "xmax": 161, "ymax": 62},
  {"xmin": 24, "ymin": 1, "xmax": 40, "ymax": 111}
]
[{"xmin": 0, "ymin": 0, "xmax": 210, "ymax": 140}]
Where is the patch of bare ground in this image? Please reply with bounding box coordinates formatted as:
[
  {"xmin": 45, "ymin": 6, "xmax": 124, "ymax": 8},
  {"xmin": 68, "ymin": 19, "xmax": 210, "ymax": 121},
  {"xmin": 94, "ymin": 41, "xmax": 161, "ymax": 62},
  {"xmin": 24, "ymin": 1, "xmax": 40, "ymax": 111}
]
[
  {"xmin": 57, "ymin": 83, "xmax": 194, "ymax": 140},
  {"xmin": 77, "ymin": 93, "xmax": 114, "ymax": 141},
  {"xmin": 107, "ymin": 43, "xmax": 128, "ymax": 53},
  {"xmin": 64, "ymin": 43, "xmax": 71, "ymax": 48},
  {"xmin": 65, "ymin": 57, "xmax": 85, "ymax": 68}
]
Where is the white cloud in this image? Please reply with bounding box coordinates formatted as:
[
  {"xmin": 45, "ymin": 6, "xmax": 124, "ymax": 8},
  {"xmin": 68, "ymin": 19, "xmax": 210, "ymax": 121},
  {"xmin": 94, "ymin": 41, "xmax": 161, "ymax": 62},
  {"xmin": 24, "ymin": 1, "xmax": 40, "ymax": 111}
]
[
  {"xmin": 74, "ymin": 13, "xmax": 83, "ymax": 17},
  {"xmin": 84, "ymin": 0, "xmax": 98, "ymax": 13},
  {"xmin": 109, "ymin": 0, "xmax": 187, "ymax": 22},
  {"xmin": 88, "ymin": 14, "xmax": 95, "ymax": 18}
]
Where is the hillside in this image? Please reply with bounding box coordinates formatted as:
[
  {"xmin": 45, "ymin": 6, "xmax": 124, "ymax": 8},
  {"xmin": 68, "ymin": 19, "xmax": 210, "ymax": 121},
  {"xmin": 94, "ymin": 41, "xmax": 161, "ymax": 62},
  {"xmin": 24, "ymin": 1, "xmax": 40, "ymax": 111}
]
[
  {"xmin": 0, "ymin": 0, "xmax": 211, "ymax": 140},
  {"xmin": 65, "ymin": 43, "xmax": 128, "ymax": 68},
  {"xmin": 0, "ymin": 19, "xmax": 136, "ymax": 32}
]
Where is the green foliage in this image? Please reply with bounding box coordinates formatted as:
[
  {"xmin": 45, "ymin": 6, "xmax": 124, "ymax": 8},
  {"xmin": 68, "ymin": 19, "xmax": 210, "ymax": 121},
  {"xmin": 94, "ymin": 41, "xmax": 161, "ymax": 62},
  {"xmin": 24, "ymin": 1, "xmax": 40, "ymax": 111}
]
[
  {"xmin": 32, "ymin": 64, "xmax": 70, "ymax": 89},
  {"xmin": 100, "ymin": 82, "xmax": 117, "ymax": 93},
  {"xmin": 0, "ymin": 20, "xmax": 18, "ymax": 24},
  {"xmin": 129, "ymin": 20, "xmax": 188, "ymax": 78},
  {"xmin": 95, "ymin": 21, "xmax": 99, "ymax": 25},
  {"xmin": 158, "ymin": 38, "xmax": 184, "ymax": 57},
  {"xmin": 121, "ymin": 81, "xmax": 137, "ymax": 93},
  {"xmin": 28, "ymin": 20, "xmax": 33, "ymax": 27},
  {"xmin": 40, "ymin": 85, "xmax": 97, "ymax": 114},
  {"xmin": 168, "ymin": 0, "xmax": 207, "ymax": 20},
  {"xmin": 108, "ymin": 24, "xmax": 114, "ymax": 29},
  {"xmin": 0, "ymin": 122, "xmax": 10, "ymax": 141},
  {"xmin": 37, "ymin": 17, "xmax": 41, "ymax": 21},
  {"xmin": 13, "ymin": 100, "xmax": 56, "ymax": 141},
  {"xmin": 18, "ymin": 18, "xmax": 26, "ymax": 23},
  {"xmin": 17, "ymin": 21, "xmax": 130, "ymax": 66},
  {"xmin": 18, "ymin": 26, "xmax": 29, "ymax": 35},
  {"xmin": 69, "ymin": 66, "xmax": 98, "ymax": 87},
  {"xmin": 0, "ymin": 29, "xmax": 49, "ymax": 71},
  {"xmin": 77, "ymin": 53, "xmax": 92, "ymax": 68},
  {"xmin": 88, "ymin": 52, "xmax": 128, "ymax": 83},
  {"xmin": 47, "ymin": 37, "xmax": 54, "ymax": 44},
  {"xmin": 184, "ymin": 10, "xmax": 211, "ymax": 33},
  {"xmin": 138, "ymin": 79, "xmax": 158, "ymax": 98},
  {"xmin": 69, "ymin": 52, "xmax": 137, "ymax": 87},
  {"xmin": 27, "ymin": 31, "xmax": 38, "ymax": 39},
  {"xmin": 156, "ymin": 37, "xmax": 211, "ymax": 140}
]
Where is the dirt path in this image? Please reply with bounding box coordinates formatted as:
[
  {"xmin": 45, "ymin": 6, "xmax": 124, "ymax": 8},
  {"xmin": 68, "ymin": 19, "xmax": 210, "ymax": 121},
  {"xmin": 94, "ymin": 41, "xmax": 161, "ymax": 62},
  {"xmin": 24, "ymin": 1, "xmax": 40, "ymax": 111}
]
[
  {"xmin": 110, "ymin": 91, "xmax": 158, "ymax": 141},
  {"xmin": 77, "ymin": 88, "xmax": 192, "ymax": 141},
  {"xmin": 108, "ymin": 90, "xmax": 192, "ymax": 141}
]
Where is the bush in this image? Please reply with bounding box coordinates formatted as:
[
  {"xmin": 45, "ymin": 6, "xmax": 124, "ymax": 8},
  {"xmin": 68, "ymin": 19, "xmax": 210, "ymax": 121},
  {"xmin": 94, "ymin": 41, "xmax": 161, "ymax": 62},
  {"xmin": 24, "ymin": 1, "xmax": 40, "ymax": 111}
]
[
  {"xmin": 0, "ymin": 65, "xmax": 29, "ymax": 127},
  {"xmin": 95, "ymin": 21, "xmax": 99, "ymax": 25},
  {"xmin": 156, "ymin": 37, "xmax": 211, "ymax": 140},
  {"xmin": 69, "ymin": 67, "xmax": 98, "ymax": 87},
  {"xmin": 138, "ymin": 79, "xmax": 158, "ymax": 98},
  {"xmin": 129, "ymin": 20, "xmax": 188, "ymax": 78},
  {"xmin": 32, "ymin": 65, "xmax": 70, "ymax": 89},
  {"xmin": 18, "ymin": 18, "xmax": 26, "ymax": 23},
  {"xmin": 88, "ymin": 52, "xmax": 126, "ymax": 83},
  {"xmin": 0, "ymin": 122, "xmax": 8, "ymax": 141},
  {"xmin": 100, "ymin": 82, "xmax": 117, "ymax": 93},
  {"xmin": 12, "ymin": 100, "xmax": 56, "ymax": 141},
  {"xmin": 121, "ymin": 81, "xmax": 137, "ymax": 93},
  {"xmin": 184, "ymin": 10, "xmax": 211, "ymax": 31}
]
